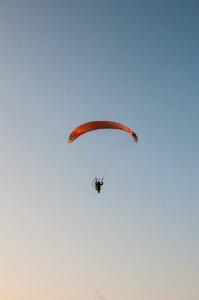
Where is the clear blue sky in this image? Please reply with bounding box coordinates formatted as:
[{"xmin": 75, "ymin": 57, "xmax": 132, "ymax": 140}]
[{"xmin": 0, "ymin": 1, "xmax": 199, "ymax": 299}]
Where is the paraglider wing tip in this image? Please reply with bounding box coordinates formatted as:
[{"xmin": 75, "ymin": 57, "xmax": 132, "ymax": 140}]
[
  {"xmin": 68, "ymin": 134, "xmax": 75, "ymax": 143},
  {"xmin": 132, "ymin": 132, "xmax": 138, "ymax": 142}
]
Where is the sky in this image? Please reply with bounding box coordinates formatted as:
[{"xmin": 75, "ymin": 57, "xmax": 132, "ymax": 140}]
[{"xmin": 0, "ymin": 0, "xmax": 199, "ymax": 299}]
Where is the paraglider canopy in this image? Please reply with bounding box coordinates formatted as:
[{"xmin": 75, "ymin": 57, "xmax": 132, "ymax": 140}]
[{"xmin": 68, "ymin": 120, "xmax": 138, "ymax": 143}]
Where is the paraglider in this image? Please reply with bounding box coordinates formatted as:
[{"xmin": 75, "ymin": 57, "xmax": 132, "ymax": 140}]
[
  {"xmin": 94, "ymin": 178, "xmax": 103, "ymax": 193},
  {"xmin": 68, "ymin": 121, "xmax": 138, "ymax": 193}
]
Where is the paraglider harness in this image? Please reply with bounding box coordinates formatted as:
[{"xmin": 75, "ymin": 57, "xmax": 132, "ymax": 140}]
[{"xmin": 93, "ymin": 178, "xmax": 103, "ymax": 193}]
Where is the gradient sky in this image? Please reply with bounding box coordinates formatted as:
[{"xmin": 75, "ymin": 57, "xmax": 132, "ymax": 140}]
[{"xmin": 0, "ymin": 1, "xmax": 199, "ymax": 299}]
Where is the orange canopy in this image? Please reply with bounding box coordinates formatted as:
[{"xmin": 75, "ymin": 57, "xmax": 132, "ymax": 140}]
[{"xmin": 68, "ymin": 121, "xmax": 138, "ymax": 143}]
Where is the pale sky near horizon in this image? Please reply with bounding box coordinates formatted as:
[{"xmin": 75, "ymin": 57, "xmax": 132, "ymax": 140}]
[{"xmin": 0, "ymin": 1, "xmax": 199, "ymax": 300}]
